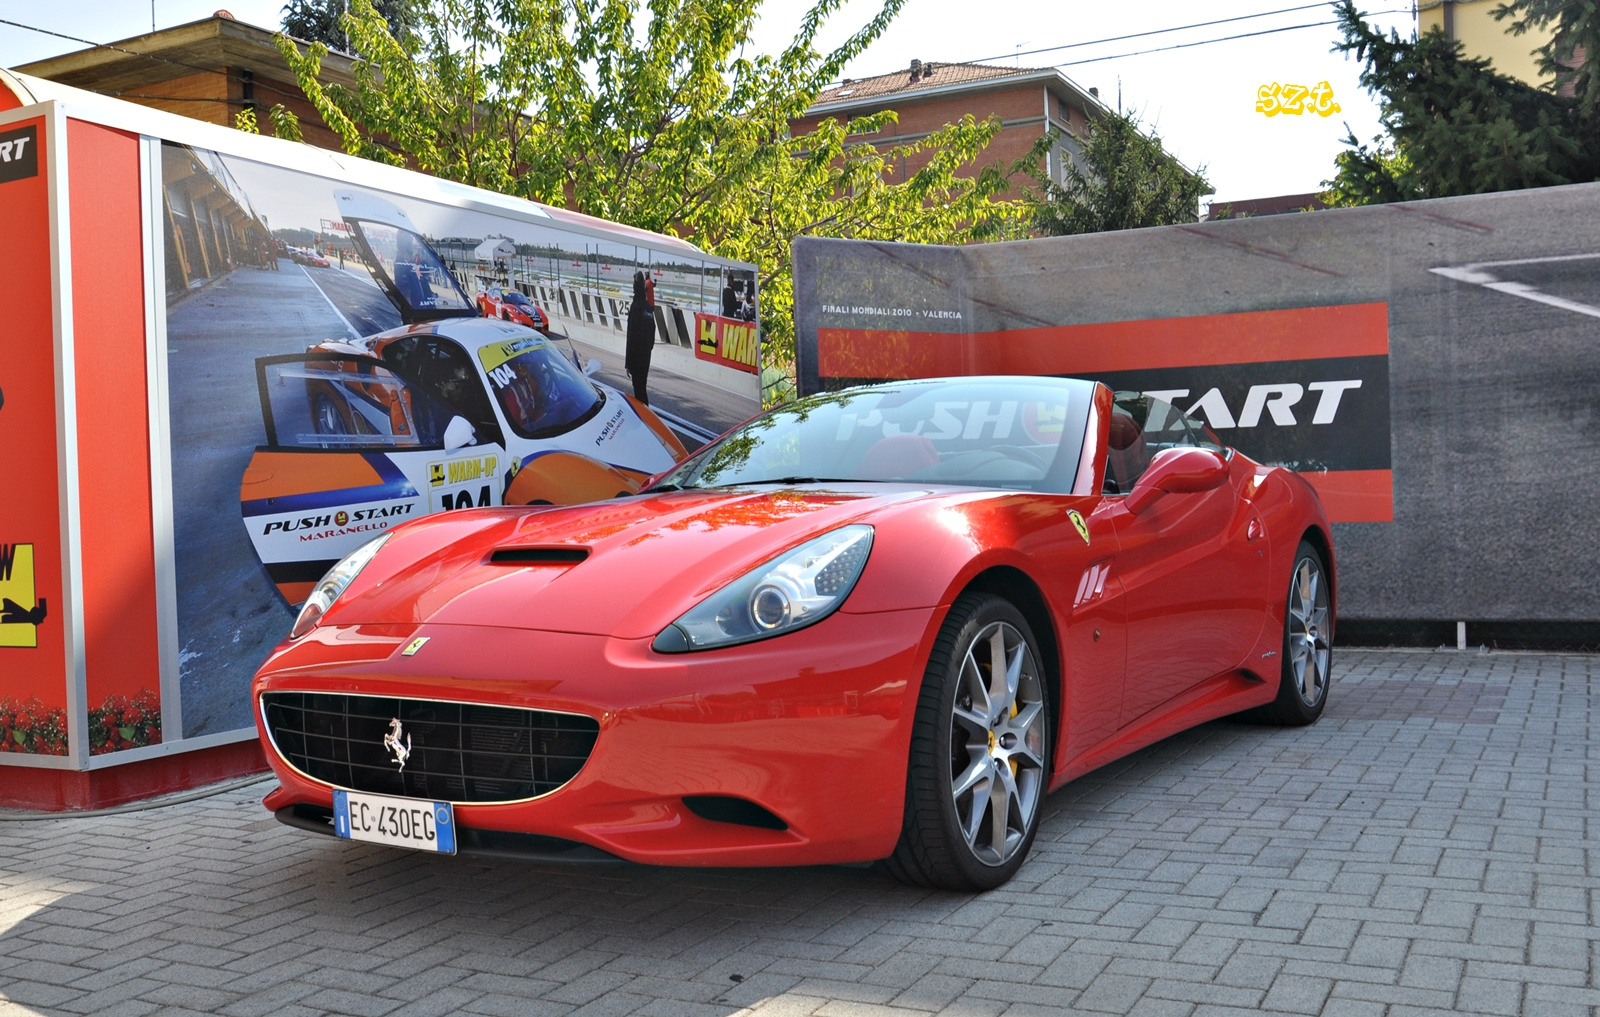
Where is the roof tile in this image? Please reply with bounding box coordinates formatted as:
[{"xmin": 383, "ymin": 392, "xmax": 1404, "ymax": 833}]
[{"xmin": 810, "ymin": 61, "xmax": 1054, "ymax": 108}]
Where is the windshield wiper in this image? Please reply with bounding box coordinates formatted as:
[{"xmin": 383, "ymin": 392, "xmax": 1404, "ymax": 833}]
[{"xmin": 713, "ymin": 476, "xmax": 858, "ymax": 487}]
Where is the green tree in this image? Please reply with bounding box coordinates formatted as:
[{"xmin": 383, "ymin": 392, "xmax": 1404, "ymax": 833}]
[
  {"xmin": 234, "ymin": 102, "xmax": 306, "ymax": 141},
  {"xmin": 281, "ymin": 0, "xmax": 417, "ymax": 52},
  {"xmin": 275, "ymin": 0, "xmax": 1026, "ymax": 379},
  {"xmin": 1493, "ymin": 0, "xmax": 1600, "ymax": 116},
  {"xmin": 1322, "ymin": 132, "xmax": 1420, "ymax": 206},
  {"xmin": 1025, "ymin": 111, "xmax": 1210, "ymax": 235},
  {"xmin": 1323, "ymin": 0, "xmax": 1600, "ymax": 204}
]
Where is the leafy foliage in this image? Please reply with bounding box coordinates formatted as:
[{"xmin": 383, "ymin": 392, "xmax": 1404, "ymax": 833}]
[
  {"xmin": 281, "ymin": 0, "xmax": 418, "ymax": 52},
  {"xmin": 1493, "ymin": 0, "xmax": 1600, "ymax": 116},
  {"xmin": 234, "ymin": 103, "xmax": 305, "ymax": 142},
  {"xmin": 1324, "ymin": 0, "xmax": 1600, "ymax": 203},
  {"xmin": 1025, "ymin": 111, "xmax": 1211, "ymax": 235},
  {"xmin": 1322, "ymin": 131, "xmax": 1421, "ymax": 206},
  {"xmin": 274, "ymin": 0, "xmax": 1027, "ymax": 373}
]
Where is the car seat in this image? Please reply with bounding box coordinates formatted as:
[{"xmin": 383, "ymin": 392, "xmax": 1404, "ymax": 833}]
[
  {"xmin": 856, "ymin": 434, "xmax": 940, "ymax": 480},
  {"xmin": 1105, "ymin": 412, "xmax": 1151, "ymax": 494}
]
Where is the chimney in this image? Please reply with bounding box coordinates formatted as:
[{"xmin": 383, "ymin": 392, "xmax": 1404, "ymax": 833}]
[
  {"xmin": 1089, "ymin": 86, "xmax": 1099, "ymax": 98},
  {"xmin": 909, "ymin": 58, "xmax": 923, "ymax": 82}
]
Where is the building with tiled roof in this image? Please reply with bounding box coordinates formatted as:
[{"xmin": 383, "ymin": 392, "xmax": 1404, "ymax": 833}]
[
  {"xmin": 794, "ymin": 58, "xmax": 1133, "ymax": 188},
  {"xmin": 13, "ymin": 12, "xmax": 357, "ymax": 153}
]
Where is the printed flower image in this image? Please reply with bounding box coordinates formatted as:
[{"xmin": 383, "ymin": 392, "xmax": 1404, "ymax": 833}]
[
  {"xmin": 0, "ymin": 696, "xmax": 68, "ymax": 755},
  {"xmin": 89, "ymin": 688, "xmax": 162, "ymax": 755},
  {"xmin": 0, "ymin": 688, "xmax": 163, "ymax": 755}
]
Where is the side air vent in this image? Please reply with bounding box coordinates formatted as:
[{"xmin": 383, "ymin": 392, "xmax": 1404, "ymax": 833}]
[
  {"xmin": 489, "ymin": 546, "xmax": 589, "ymax": 565},
  {"xmin": 683, "ymin": 795, "xmax": 789, "ymax": 831}
]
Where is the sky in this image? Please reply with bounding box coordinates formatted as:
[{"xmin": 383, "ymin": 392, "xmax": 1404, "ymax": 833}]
[{"xmin": 0, "ymin": 0, "xmax": 1422, "ymax": 203}]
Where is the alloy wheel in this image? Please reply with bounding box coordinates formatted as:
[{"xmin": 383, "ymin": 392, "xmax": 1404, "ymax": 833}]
[
  {"xmin": 1287, "ymin": 556, "xmax": 1330, "ymax": 708},
  {"xmin": 948, "ymin": 621, "xmax": 1047, "ymax": 867}
]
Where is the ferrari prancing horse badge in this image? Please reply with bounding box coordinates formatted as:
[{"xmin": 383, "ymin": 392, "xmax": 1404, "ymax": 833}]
[{"xmin": 1067, "ymin": 509, "xmax": 1090, "ymax": 545}]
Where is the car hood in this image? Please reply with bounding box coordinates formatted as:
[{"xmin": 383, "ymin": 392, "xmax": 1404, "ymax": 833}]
[{"xmin": 324, "ymin": 485, "xmax": 935, "ymax": 638}]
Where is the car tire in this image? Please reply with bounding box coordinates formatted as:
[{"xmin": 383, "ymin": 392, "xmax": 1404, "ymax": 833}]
[
  {"xmin": 311, "ymin": 390, "xmax": 352, "ymax": 436},
  {"xmin": 886, "ymin": 593, "xmax": 1051, "ymax": 891},
  {"xmin": 1251, "ymin": 539, "xmax": 1332, "ymax": 726}
]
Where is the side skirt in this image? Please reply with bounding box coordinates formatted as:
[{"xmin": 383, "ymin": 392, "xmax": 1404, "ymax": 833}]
[{"xmin": 1050, "ymin": 669, "xmax": 1275, "ymax": 789}]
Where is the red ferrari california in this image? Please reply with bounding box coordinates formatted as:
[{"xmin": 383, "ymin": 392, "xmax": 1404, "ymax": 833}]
[{"xmin": 254, "ymin": 376, "xmax": 1334, "ymax": 889}]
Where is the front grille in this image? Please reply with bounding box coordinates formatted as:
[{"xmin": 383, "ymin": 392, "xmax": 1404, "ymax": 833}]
[{"xmin": 261, "ymin": 692, "xmax": 599, "ymax": 803}]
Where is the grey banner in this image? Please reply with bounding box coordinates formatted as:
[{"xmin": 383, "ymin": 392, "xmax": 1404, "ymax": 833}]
[{"xmin": 794, "ymin": 184, "xmax": 1600, "ymax": 623}]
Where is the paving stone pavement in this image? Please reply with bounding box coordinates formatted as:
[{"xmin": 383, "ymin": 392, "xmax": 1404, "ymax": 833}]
[{"xmin": 2, "ymin": 648, "xmax": 1597, "ymax": 1017}]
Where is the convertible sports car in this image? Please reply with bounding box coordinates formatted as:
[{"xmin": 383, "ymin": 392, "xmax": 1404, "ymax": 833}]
[
  {"xmin": 478, "ymin": 286, "xmax": 549, "ymax": 330},
  {"xmin": 241, "ymin": 191, "xmax": 687, "ymax": 605},
  {"xmin": 254, "ymin": 376, "xmax": 1334, "ymax": 889}
]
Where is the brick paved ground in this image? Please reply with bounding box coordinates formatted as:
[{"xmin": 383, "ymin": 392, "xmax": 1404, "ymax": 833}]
[{"xmin": 2, "ymin": 649, "xmax": 1597, "ymax": 1017}]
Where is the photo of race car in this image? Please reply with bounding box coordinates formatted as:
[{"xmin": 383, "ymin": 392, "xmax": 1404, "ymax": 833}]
[
  {"xmin": 241, "ymin": 191, "xmax": 690, "ymax": 605},
  {"xmin": 289, "ymin": 247, "xmax": 331, "ymax": 268},
  {"xmin": 477, "ymin": 285, "xmax": 548, "ymax": 330},
  {"xmin": 254, "ymin": 375, "xmax": 1335, "ymax": 889}
]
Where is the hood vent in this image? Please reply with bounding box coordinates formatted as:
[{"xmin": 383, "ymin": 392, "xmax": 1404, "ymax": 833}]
[{"xmin": 489, "ymin": 546, "xmax": 589, "ymax": 565}]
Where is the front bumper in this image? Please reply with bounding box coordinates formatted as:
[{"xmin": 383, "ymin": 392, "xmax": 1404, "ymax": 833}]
[{"xmin": 253, "ymin": 605, "xmax": 937, "ymax": 867}]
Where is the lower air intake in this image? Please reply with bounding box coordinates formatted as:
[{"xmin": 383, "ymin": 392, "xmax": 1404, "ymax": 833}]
[{"xmin": 261, "ymin": 692, "xmax": 598, "ymax": 804}]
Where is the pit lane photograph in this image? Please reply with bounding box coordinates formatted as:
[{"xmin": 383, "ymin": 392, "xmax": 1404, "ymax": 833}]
[{"xmin": 161, "ymin": 142, "xmax": 761, "ymax": 739}]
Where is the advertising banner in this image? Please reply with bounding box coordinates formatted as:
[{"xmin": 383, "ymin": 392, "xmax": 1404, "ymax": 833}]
[
  {"xmin": 694, "ymin": 312, "xmax": 761, "ymax": 374},
  {"xmin": 794, "ymin": 184, "xmax": 1600, "ymax": 623},
  {"xmin": 0, "ymin": 114, "xmax": 68, "ymax": 756},
  {"xmin": 161, "ymin": 141, "xmax": 760, "ymax": 739},
  {"xmin": 813, "ymin": 303, "xmax": 1392, "ymax": 523}
]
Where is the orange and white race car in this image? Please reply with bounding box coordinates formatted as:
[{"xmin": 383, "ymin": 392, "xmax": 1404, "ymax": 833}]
[{"xmin": 241, "ymin": 191, "xmax": 689, "ymax": 604}]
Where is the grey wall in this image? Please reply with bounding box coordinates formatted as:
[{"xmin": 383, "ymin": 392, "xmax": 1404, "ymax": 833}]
[{"xmin": 793, "ymin": 184, "xmax": 1600, "ymax": 622}]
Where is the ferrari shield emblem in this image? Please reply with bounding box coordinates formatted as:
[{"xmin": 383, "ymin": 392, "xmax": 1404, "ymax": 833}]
[
  {"xmin": 1067, "ymin": 510, "xmax": 1090, "ymax": 545},
  {"xmin": 400, "ymin": 636, "xmax": 429, "ymax": 656}
]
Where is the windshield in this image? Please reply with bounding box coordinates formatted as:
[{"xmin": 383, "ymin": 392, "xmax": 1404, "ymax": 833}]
[
  {"xmin": 503, "ymin": 290, "xmax": 533, "ymax": 307},
  {"xmin": 478, "ymin": 334, "xmax": 603, "ymax": 438},
  {"xmin": 353, "ymin": 220, "xmax": 474, "ymax": 317},
  {"xmin": 661, "ymin": 377, "xmax": 1095, "ymax": 491}
]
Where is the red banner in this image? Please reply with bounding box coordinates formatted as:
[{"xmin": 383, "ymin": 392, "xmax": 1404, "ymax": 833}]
[{"xmin": 694, "ymin": 313, "xmax": 759, "ymax": 374}]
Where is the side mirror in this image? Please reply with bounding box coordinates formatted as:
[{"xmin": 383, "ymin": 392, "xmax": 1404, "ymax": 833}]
[
  {"xmin": 583, "ymin": 358, "xmax": 602, "ymax": 377},
  {"xmin": 442, "ymin": 415, "xmax": 477, "ymax": 452},
  {"xmin": 1126, "ymin": 447, "xmax": 1228, "ymax": 515}
]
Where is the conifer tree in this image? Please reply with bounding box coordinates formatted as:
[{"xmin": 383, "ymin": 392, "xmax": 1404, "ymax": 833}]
[
  {"xmin": 1493, "ymin": 0, "xmax": 1600, "ymax": 117},
  {"xmin": 1324, "ymin": 0, "xmax": 1600, "ymax": 203},
  {"xmin": 1026, "ymin": 111, "xmax": 1211, "ymax": 235}
]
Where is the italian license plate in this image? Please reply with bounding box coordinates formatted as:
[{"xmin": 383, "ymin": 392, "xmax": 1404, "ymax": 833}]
[{"xmin": 333, "ymin": 789, "xmax": 456, "ymax": 854}]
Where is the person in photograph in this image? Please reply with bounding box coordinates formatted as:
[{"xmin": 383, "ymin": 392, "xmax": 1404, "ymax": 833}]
[
  {"xmin": 626, "ymin": 270, "xmax": 655, "ymax": 404},
  {"xmin": 722, "ymin": 272, "xmax": 740, "ymax": 319}
]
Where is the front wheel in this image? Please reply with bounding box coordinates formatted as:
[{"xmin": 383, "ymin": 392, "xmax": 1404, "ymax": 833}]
[
  {"xmin": 1252, "ymin": 540, "xmax": 1332, "ymax": 725},
  {"xmin": 310, "ymin": 390, "xmax": 351, "ymax": 437},
  {"xmin": 886, "ymin": 594, "xmax": 1051, "ymax": 890}
]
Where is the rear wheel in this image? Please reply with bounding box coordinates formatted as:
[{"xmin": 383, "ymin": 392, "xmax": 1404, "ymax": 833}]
[
  {"xmin": 886, "ymin": 594, "xmax": 1051, "ymax": 890},
  {"xmin": 1253, "ymin": 540, "xmax": 1331, "ymax": 725}
]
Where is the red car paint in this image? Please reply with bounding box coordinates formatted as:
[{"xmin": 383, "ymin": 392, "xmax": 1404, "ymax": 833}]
[
  {"xmin": 477, "ymin": 287, "xmax": 548, "ymax": 330},
  {"xmin": 254, "ymin": 380, "xmax": 1334, "ymax": 866}
]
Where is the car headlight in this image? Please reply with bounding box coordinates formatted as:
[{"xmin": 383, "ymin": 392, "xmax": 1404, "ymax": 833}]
[
  {"xmin": 652, "ymin": 525, "xmax": 873, "ymax": 653},
  {"xmin": 289, "ymin": 534, "xmax": 390, "ymax": 639}
]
